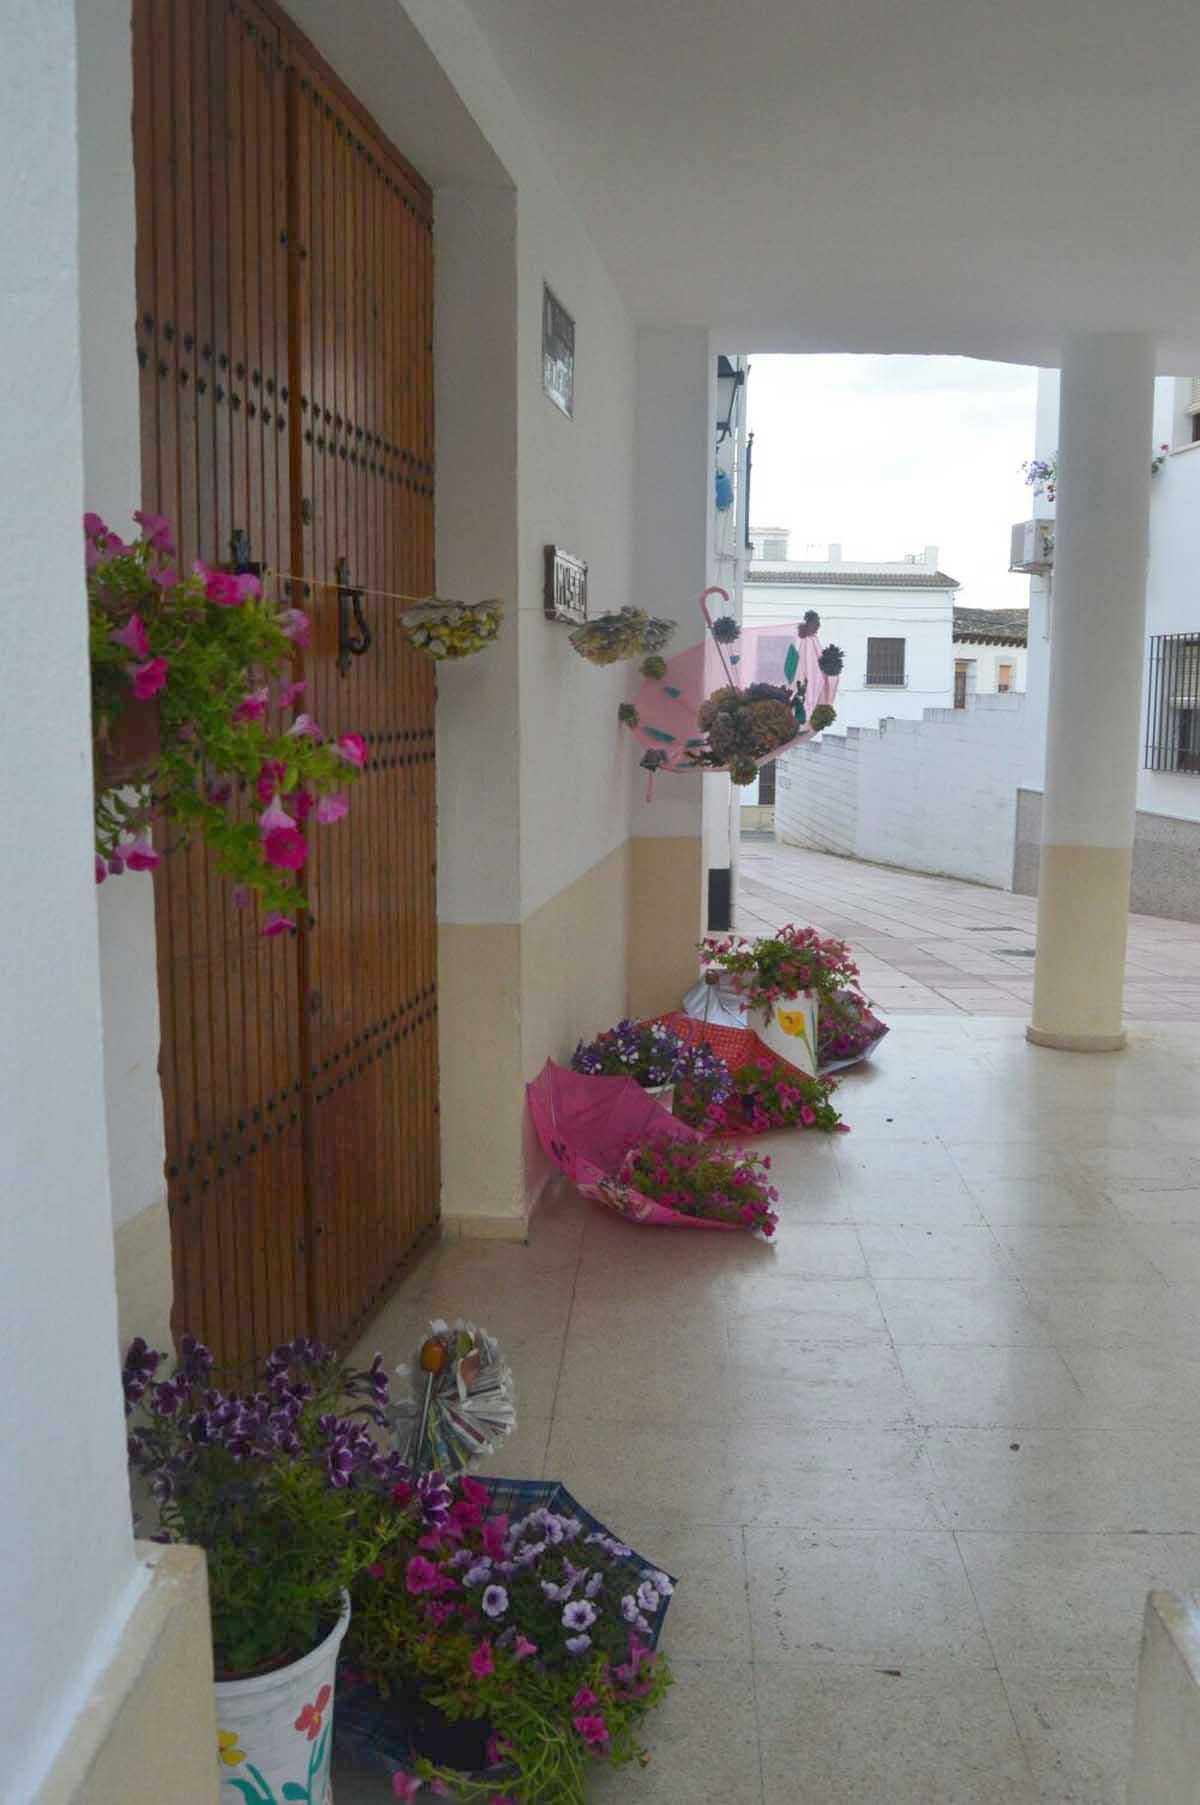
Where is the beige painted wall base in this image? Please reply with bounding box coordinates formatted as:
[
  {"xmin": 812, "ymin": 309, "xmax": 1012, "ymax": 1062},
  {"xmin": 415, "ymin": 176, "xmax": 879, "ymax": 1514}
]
[
  {"xmin": 113, "ymin": 1196, "xmax": 173, "ymax": 1353},
  {"xmin": 440, "ymin": 1211, "xmax": 530, "ymax": 1242},
  {"xmin": 627, "ymin": 834, "xmax": 703, "ymax": 1018},
  {"xmin": 1029, "ymin": 842, "xmax": 1133, "ymax": 1047},
  {"xmin": 38, "ymin": 1544, "xmax": 218, "ymax": 1805}
]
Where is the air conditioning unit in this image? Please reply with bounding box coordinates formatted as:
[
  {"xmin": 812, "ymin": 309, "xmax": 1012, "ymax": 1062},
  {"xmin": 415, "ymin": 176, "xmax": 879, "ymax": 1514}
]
[{"xmin": 1010, "ymin": 518, "xmax": 1054, "ymax": 574}]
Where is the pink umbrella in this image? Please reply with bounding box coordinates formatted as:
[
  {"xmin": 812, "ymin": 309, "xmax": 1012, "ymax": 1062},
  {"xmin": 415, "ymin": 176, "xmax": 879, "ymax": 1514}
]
[
  {"xmin": 628, "ymin": 588, "xmax": 840, "ymax": 788},
  {"xmin": 526, "ymin": 1061, "xmax": 740, "ymax": 1231}
]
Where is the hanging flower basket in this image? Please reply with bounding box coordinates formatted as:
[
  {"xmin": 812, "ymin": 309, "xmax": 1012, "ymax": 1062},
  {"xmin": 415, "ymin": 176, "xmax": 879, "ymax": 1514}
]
[
  {"xmin": 399, "ymin": 598, "xmax": 503, "ymax": 661},
  {"xmin": 686, "ymin": 683, "xmax": 804, "ymax": 785},
  {"xmin": 569, "ymin": 607, "xmax": 676, "ymax": 667}
]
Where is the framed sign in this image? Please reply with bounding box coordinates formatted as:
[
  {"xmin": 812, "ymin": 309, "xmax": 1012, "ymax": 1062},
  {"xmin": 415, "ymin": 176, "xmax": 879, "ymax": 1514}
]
[
  {"xmin": 544, "ymin": 546, "xmax": 588, "ymax": 624},
  {"xmin": 542, "ymin": 284, "xmax": 575, "ymax": 418}
]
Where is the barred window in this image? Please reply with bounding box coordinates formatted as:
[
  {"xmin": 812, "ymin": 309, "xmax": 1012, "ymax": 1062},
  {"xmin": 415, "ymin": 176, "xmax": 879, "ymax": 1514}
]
[
  {"xmin": 865, "ymin": 637, "xmax": 906, "ymax": 686},
  {"xmin": 1145, "ymin": 634, "xmax": 1200, "ymax": 773}
]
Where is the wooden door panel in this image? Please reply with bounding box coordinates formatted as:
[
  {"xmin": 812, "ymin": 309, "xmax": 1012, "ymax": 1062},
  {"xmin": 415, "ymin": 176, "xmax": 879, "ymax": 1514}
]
[
  {"xmin": 134, "ymin": 0, "xmax": 438, "ymax": 1372},
  {"xmin": 290, "ymin": 57, "xmax": 439, "ymax": 1348}
]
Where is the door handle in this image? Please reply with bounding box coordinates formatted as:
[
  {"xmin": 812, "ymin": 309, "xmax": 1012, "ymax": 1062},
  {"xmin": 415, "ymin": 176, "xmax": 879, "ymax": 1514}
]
[{"xmin": 336, "ymin": 555, "xmax": 371, "ymax": 674}]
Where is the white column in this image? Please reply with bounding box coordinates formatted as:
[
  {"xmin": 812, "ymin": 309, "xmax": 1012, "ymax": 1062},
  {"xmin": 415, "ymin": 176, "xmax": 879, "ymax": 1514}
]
[
  {"xmin": 628, "ymin": 325, "xmax": 711, "ymax": 1015},
  {"xmin": 1029, "ymin": 334, "xmax": 1155, "ymax": 1053}
]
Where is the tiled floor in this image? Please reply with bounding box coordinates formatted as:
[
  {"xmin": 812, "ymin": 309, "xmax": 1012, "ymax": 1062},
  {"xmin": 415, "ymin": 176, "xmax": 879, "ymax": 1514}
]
[
  {"xmin": 737, "ymin": 840, "xmax": 1200, "ymax": 1020},
  {"xmin": 337, "ymin": 1011, "xmax": 1200, "ymax": 1804}
]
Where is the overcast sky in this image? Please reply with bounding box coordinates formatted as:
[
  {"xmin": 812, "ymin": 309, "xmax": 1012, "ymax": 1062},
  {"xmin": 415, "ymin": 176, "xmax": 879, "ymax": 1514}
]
[{"xmin": 744, "ymin": 354, "xmax": 1041, "ymax": 613}]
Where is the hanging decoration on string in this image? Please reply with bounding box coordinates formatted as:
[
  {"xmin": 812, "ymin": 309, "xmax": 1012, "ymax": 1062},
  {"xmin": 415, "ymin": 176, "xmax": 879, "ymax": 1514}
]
[{"xmin": 618, "ymin": 587, "xmax": 840, "ymax": 790}]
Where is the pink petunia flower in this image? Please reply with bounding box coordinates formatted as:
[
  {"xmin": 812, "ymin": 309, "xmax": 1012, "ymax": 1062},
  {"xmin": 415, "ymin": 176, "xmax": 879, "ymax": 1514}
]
[
  {"xmin": 94, "ymin": 854, "xmax": 107, "ymax": 885},
  {"xmin": 263, "ymin": 825, "xmax": 307, "ymax": 871},
  {"xmin": 573, "ymin": 1714, "xmax": 611, "ymax": 1750},
  {"xmin": 133, "ymin": 510, "xmax": 175, "ymax": 554},
  {"xmin": 391, "ymin": 1775, "xmax": 421, "ymax": 1803},
  {"xmin": 287, "ymin": 713, "xmax": 324, "ymax": 741},
  {"xmin": 131, "ymin": 656, "xmax": 169, "ymax": 700},
  {"xmin": 234, "ymin": 686, "xmax": 269, "ymax": 724},
  {"xmin": 513, "ymin": 1634, "xmax": 538, "ymax": 1661},
  {"xmin": 313, "ymin": 792, "xmax": 348, "ymax": 827},
  {"xmin": 256, "ymin": 759, "xmax": 286, "ymax": 804},
  {"xmin": 469, "ymin": 1641, "xmax": 495, "ymax": 1679},
  {"xmin": 111, "ymin": 614, "xmax": 150, "ymax": 658},
  {"xmin": 280, "ymin": 607, "xmax": 311, "ymax": 647},
  {"xmin": 261, "ymin": 912, "xmax": 296, "ymax": 937},
  {"xmin": 83, "ymin": 512, "xmax": 109, "ymax": 540},
  {"xmin": 121, "ymin": 839, "xmax": 160, "ymax": 872},
  {"xmin": 277, "ymin": 680, "xmax": 306, "ymax": 710},
  {"xmin": 259, "ymin": 796, "xmax": 295, "ymax": 836},
  {"xmin": 293, "ymin": 790, "xmax": 316, "ymax": 822},
  {"xmin": 334, "ymin": 732, "xmax": 368, "ymax": 768},
  {"xmin": 405, "ymin": 1556, "xmax": 443, "ymax": 1596},
  {"xmin": 151, "ymin": 564, "xmax": 179, "ymax": 589}
]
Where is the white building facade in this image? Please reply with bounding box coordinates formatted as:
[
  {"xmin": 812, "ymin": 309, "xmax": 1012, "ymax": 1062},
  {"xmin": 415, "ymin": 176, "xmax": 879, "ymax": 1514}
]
[
  {"xmin": 743, "ymin": 539, "xmax": 961, "ymax": 732},
  {"xmin": 1014, "ymin": 369, "xmax": 1200, "ymax": 919}
]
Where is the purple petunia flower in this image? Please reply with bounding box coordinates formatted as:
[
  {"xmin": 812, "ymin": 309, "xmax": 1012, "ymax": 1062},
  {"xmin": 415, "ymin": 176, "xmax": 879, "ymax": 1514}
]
[
  {"xmin": 637, "ymin": 1581, "xmax": 660, "ymax": 1613},
  {"xmin": 465, "ymin": 1560, "xmax": 494, "ymax": 1587},
  {"xmin": 565, "ymin": 1634, "xmax": 592, "ymax": 1656},
  {"xmin": 482, "ymin": 1585, "xmax": 509, "ymax": 1619},
  {"xmin": 562, "ymin": 1600, "xmax": 597, "ymax": 1632}
]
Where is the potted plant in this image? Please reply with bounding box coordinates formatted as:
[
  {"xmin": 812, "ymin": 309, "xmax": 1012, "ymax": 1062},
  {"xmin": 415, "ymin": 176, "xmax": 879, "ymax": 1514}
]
[
  {"xmin": 342, "ymin": 1475, "xmax": 674, "ymax": 1803},
  {"xmin": 569, "ymin": 608, "xmax": 676, "ymax": 667},
  {"xmin": 123, "ymin": 1333, "xmax": 402, "ymax": 1802},
  {"xmin": 686, "ymin": 682, "xmax": 805, "ymax": 786},
  {"xmin": 399, "ymin": 598, "xmax": 503, "ymax": 660},
  {"xmin": 613, "ymin": 1140, "xmax": 780, "ymax": 1236},
  {"xmin": 707, "ymin": 1057, "xmax": 846, "ymax": 1137},
  {"xmin": 89, "ymin": 511, "xmax": 364, "ymax": 933},
  {"xmin": 701, "ymin": 925, "xmax": 861, "ymax": 1076},
  {"xmin": 570, "ymin": 1019, "xmax": 687, "ymax": 1112},
  {"xmin": 670, "ymin": 1039, "xmax": 734, "ymax": 1128}
]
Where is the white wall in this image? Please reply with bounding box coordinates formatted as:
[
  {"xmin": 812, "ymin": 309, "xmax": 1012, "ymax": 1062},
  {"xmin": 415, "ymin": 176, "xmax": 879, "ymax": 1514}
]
[
  {"xmin": 743, "ymin": 582, "xmax": 956, "ymax": 732},
  {"xmin": 953, "ymin": 641, "xmax": 1028, "ymax": 694},
  {"xmin": 1023, "ymin": 367, "xmax": 1200, "ymax": 828},
  {"xmin": 77, "ymin": 0, "xmax": 168, "ymax": 1234},
  {"xmin": 777, "ymin": 694, "xmax": 1027, "ymax": 889},
  {"xmin": 1, "ymin": 0, "xmax": 141, "ymax": 1789}
]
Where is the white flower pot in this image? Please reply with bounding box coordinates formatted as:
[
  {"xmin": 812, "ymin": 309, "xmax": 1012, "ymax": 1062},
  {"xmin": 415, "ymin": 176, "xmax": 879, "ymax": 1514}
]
[
  {"xmin": 756, "ymin": 992, "xmax": 819, "ymax": 1079},
  {"xmin": 645, "ymin": 1083, "xmax": 675, "ymax": 1115},
  {"xmin": 215, "ymin": 1594, "xmax": 350, "ymax": 1804}
]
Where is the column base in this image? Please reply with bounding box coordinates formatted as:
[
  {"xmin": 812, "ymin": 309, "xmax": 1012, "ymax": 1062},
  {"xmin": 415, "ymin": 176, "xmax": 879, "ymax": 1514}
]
[
  {"xmin": 1026, "ymin": 1024, "xmax": 1127, "ymax": 1053},
  {"xmin": 1030, "ymin": 842, "xmax": 1132, "ymax": 1049}
]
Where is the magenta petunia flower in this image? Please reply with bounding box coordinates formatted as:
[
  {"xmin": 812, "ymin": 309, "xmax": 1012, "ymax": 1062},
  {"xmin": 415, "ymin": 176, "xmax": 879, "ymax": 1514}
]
[
  {"xmin": 233, "ymin": 686, "xmax": 269, "ymax": 724},
  {"xmin": 121, "ymin": 839, "xmax": 160, "ymax": 872},
  {"xmin": 513, "ymin": 1634, "xmax": 538, "ymax": 1661},
  {"xmin": 334, "ymin": 732, "xmax": 368, "ymax": 768},
  {"xmin": 261, "ymin": 912, "xmax": 296, "ymax": 937},
  {"xmin": 83, "ymin": 512, "xmax": 108, "ymax": 540},
  {"xmin": 280, "ymin": 607, "xmax": 310, "ymax": 646},
  {"xmin": 94, "ymin": 854, "xmax": 107, "ymax": 885},
  {"xmin": 391, "ymin": 1774, "xmax": 421, "ymax": 1802},
  {"xmin": 573, "ymin": 1713, "xmax": 610, "ymax": 1750},
  {"xmin": 277, "ymin": 680, "xmax": 306, "ymax": 710},
  {"xmin": 133, "ymin": 510, "xmax": 175, "ymax": 554},
  {"xmin": 469, "ymin": 1641, "xmax": 495, "ymax": 1679},
  {"xmin": 131, "ymin": 656, "xmax": 169, "ymax": 700},
  {"xmin": 405, "ymin": 1555, "xmax": 443, "ymax": 1596},
  {"xmin": 111, "ymin": 613, "xmax": 150, "ymax": 658}
]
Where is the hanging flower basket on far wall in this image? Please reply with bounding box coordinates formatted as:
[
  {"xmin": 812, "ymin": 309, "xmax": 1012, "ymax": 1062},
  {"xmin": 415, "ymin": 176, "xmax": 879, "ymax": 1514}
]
[{"xmin": 399, "ymin": 598, "xmax": 503, "ymax": 660}]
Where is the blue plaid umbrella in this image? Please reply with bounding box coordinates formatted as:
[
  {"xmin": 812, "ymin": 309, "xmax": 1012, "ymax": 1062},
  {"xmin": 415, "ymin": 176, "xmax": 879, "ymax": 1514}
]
[{"xmin": 335, "ymin": 1478, "xmax": 675, "ymax": 1787}]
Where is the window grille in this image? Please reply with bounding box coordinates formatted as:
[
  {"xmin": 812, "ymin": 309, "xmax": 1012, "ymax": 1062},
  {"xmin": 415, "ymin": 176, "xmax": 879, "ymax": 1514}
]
[
  {"xmin": 1145, "ymin": 633, "xmax": 1200, "ymax": 773},
  {"xmin": 865, "ymin": 637, "xmax": 906, "ymax": 686}
]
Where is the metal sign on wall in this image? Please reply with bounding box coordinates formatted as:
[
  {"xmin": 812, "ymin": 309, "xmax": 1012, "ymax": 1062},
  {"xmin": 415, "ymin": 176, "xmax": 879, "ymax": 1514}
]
[
  {"xmin": 542, "ymin": 284, "xmax": 575, "ymax": 417},
  {"xmin": 544, "ymin": 546, "xmax": 588, "ymax": 624}
]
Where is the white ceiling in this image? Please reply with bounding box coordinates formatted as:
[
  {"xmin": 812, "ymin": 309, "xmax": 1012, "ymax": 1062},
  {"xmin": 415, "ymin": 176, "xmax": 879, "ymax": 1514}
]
[{"xmin": 463, "ymin": 0, "xmax": 1200, "ymax": 366}]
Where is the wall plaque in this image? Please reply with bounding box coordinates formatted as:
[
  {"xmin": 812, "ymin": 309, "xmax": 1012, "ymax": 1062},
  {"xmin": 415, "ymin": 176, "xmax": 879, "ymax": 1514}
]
[
  {"xmin": 544, "ymin": 546, "xmax": 588, "ymax": 624},
  {"xmin": 542, "ymin": 284, "xmax": 575, "ymax": 417}
]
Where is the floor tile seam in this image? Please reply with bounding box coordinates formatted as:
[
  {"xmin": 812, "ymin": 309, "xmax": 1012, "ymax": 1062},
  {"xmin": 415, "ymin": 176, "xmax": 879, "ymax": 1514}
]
[
  {"xmin": 951, "ymin": 1529, "xmax": 1045, "ymax": 1795},
  {"xmin": 744, "ymin": 1606, "xmax": 772, "ymax": 1805}
]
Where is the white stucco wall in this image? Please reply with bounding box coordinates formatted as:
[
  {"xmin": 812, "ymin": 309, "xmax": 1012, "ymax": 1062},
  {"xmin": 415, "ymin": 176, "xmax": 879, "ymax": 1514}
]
[
  {"xmin": 743, "ymin": 581, "xmax": 956, "ymax": 733},
  {"xmin": 777, "ymin": 694, "xmax": 1027, "ymax": 890},
  {"xmin": 953, "ymin": 640, "xmax": 1028, "ymax": 694},
  {"xmin": 1, "ymin": 2, "xmax": 142, "ymax": 1790},
  {"xmin": 77, "ymin": 0, "xmax": 168, "ymax": 1233},
  {"xmin": 1023, "ymin": 368, "xmax": 1200, "ymax": 828}
]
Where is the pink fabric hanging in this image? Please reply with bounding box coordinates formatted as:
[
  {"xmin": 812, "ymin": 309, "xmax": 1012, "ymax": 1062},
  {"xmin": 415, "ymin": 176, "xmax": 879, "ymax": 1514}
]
[{"xmin": 525, "ymin": 1061, "xmax": 740, "ymax": 1231}]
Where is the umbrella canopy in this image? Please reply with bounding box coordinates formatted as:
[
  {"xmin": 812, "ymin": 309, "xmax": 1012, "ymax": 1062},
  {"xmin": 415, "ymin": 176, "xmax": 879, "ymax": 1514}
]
[{"xmin": 526, "ymin": 1060, "xmax": 738, "ymax": 1229}]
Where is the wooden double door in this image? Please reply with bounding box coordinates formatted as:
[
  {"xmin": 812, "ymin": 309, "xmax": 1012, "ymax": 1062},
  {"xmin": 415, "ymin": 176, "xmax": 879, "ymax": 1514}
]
[{"xmin": 133, "ymin": 0, "xmax": 439, "ymax": 1372}]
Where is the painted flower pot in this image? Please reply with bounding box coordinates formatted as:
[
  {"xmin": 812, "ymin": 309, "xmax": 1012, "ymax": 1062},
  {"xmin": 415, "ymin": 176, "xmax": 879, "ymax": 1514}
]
[
  {"xmin": 216, "ymin": 1594, "xmax": 350, "ymax": 1805},
  {"xmin": 756, "ymin": 992, "xmax": 818, "ymax": 1079}
]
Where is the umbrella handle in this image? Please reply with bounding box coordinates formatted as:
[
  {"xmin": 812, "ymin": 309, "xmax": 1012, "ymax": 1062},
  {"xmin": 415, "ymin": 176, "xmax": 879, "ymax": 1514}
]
[
  {"xmin": 414, "ymin": 1370, "xmax": 435, "ymax": 1471},
  {"xmin": 699, "ymin": 586, "xmax": 738, "ymax": 689}
]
